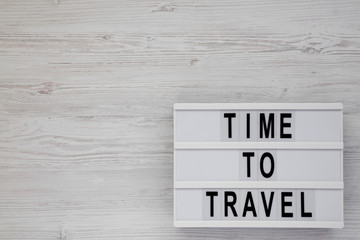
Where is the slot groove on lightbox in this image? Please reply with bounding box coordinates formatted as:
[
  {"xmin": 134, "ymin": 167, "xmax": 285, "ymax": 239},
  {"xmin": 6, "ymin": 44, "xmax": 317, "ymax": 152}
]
[
  {"xmin": 174, "ymin": 142, "xmax": 343, "ymax": 149},
  {"xmin": 174, "ymin": 181, "xmax": 343, "ymax": 189}
]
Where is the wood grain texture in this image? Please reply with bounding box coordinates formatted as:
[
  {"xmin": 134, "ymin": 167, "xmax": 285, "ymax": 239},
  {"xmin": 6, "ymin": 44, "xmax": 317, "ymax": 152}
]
[{"xmin": 0, "ymin": 0, "xmax": 359, "ymax": 239}]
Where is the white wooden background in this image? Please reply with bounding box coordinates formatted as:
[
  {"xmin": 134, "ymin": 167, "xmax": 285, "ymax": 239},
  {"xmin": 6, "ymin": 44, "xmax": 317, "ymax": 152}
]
[{"xmin": 0, "ymin": 0, "xmax": 359, "ymax": 239}]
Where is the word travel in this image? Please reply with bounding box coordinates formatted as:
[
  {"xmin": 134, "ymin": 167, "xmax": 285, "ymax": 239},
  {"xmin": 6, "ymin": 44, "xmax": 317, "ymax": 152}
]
[{"xmin": 205, "ymin": 190, "xmax": 314, "ymax": 219}]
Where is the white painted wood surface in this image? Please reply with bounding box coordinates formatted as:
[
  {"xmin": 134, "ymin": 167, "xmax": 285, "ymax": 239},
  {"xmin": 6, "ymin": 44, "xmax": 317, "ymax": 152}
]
[{"xmin": 0, "ymin": 0, "xmax": 359, "ymax": 239}]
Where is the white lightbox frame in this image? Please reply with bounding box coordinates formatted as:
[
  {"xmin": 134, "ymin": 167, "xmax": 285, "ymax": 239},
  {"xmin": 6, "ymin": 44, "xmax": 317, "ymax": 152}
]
[{"xmin": 173, "ymin": 103, "xmax": 343, "ymax": 228}]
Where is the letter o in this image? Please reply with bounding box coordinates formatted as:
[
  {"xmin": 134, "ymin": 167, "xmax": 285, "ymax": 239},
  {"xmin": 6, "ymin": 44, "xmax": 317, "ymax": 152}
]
[{"xmin": 260, "ymin": 152, "xmax": 275, "ymax": 178}]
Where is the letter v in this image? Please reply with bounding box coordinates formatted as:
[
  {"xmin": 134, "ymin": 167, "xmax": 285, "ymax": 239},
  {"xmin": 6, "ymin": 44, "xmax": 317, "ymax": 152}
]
[{"xmin": 261, "ymin": 191, "xmax": 274, "ymax": 217}]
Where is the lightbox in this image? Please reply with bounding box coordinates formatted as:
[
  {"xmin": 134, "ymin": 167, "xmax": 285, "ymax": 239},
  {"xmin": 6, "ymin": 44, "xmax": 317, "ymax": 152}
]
[{"xmin": 173, "ymin": 103, "xmax": 343, "ymax": 228}]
